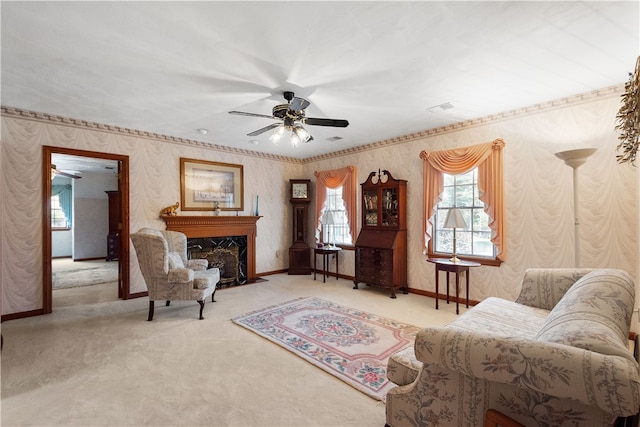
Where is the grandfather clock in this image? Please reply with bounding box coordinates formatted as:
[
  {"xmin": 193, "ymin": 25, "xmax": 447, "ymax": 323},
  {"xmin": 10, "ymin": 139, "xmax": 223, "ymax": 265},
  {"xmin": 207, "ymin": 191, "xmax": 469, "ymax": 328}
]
[{"xmin": 288, "ymin": 179, "xmax": 311, "ymax": 275}]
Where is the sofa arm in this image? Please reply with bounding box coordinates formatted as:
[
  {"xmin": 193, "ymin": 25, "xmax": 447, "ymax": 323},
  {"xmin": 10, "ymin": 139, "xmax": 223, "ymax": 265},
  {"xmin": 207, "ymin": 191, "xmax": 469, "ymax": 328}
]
[
  {"xmin": 515, "ymin": 268, "xmax": 594, "ymax": 310},
  {"xmin": 186, "ymin": 259, "xmax": 209, "ymax": 271},
  {"xmin": 167, "ymin": 268, "xmax": 194, "ymax": 284},
  {"xmin": 415, "ymin": 327, "xmax": 640, "ymax": 416}
]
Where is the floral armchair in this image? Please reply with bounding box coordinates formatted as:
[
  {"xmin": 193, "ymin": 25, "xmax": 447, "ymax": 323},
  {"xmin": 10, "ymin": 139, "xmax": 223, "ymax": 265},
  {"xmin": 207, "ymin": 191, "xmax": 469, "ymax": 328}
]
[{"xmin": 131, "ymin": 228, "xmax": 220, "ymax": 321}]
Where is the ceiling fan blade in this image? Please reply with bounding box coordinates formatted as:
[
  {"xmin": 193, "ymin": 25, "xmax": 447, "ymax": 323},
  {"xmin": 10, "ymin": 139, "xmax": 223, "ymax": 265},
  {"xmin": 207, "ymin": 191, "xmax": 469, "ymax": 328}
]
[
  {"xmin": 247, "ymin": 122, "xmax": 282, "ymax": 136},
  {"xmin": 305, "ymin": 118, "xmax": 350, "ymax": 128},
  {"xmin": 229, "ymin": 111, "xmax": 275, "ymax": 119},
  {"xmin": 54, "ymin": 170, "xmax": 82, "ymax": 179},
  {"xmin": 289, "ymin": 97, "xmax": 310, "ymax": 111}
]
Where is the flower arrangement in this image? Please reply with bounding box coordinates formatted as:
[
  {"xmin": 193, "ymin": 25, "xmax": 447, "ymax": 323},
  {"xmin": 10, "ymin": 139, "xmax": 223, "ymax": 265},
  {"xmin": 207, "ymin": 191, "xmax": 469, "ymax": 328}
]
[{"xmin": 616, "ymin": 56, "xmax": 640, "ymax": 166}]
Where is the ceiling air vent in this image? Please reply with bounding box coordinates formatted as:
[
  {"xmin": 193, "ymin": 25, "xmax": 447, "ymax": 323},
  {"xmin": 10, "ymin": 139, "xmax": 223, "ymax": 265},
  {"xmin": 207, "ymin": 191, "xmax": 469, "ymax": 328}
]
[{"xmin": 428, "ymin": 102, "xmax": 454, "ymax": 113}]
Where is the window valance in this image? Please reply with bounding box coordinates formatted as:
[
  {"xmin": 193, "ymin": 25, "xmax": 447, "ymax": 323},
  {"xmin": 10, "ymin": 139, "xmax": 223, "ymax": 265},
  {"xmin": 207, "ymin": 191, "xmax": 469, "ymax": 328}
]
[
  {"xmin": 420, "ymin": 139, "xmax": 505, "ymax": 260},
  {"xmin": 314, "ymin": 166, "xmax": 357, "ymax": 243}
]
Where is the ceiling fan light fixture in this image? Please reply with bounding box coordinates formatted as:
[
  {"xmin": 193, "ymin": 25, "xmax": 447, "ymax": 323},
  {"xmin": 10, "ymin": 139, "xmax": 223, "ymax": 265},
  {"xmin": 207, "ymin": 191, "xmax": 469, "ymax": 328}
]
[
  {"xmin": 270, "ymin": 125, "xmax": 285, "ymax": 145},
  {"xmin": 293, "ymin": 125, "xmax": 312, "ymax": 144},
  {"xmin": 290, "ymin": 132, "xmax": 301, "ymax": 147},
  {"xmin": 230, "ymin": 91, "xmax": 349, "ymax": 148}
]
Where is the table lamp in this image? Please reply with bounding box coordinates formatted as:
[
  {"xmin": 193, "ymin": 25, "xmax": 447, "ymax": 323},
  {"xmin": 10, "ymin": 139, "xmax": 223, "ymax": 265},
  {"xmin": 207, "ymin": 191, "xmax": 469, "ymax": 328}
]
[
  {"xmin": 444, "ymin": 208, "xmax": 467, "ymax": 263},
  {"xmin": 321, "ymin": 211, "xmax": 336, "ymax": 247}
]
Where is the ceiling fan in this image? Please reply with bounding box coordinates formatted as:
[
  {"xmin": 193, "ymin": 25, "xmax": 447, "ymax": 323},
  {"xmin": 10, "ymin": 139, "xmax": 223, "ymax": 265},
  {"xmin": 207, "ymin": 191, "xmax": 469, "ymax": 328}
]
[
  {"xmin": 229, "ymin": 91, "xmax": 349, "ymax": 145},
  {"xmin": 51, "ymin": 164, "xmax": 82, "ymax": 179}
]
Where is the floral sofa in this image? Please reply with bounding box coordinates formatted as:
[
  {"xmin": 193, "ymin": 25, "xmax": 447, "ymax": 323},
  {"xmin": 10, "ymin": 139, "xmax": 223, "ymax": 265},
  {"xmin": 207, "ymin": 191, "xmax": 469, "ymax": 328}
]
[{"xmin": 386, "ymin": 268, "xmax": 640, "ymax": 426}]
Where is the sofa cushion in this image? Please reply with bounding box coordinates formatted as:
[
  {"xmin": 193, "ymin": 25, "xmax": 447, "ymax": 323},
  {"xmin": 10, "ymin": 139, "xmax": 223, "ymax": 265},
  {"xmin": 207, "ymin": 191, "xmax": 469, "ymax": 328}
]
[
  {"xmin": 167, "ymin": 251, "xmax": 184, "ymax": 269},
  {"xmin": 536, "ymin": 269, "xmax": 635, "ymax": 363},
  {"xmin": 448, "ymin": 296, "xmax": 550, "ymax": 338},
  {"xmin": 387, "ymin": 297, "xmax": 550, "ymax": 388}
]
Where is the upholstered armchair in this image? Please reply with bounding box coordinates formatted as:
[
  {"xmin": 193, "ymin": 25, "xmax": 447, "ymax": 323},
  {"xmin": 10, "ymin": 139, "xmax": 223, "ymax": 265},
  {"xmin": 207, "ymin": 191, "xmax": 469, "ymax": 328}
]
[{"xmin": 131, "ymin": 228, "xmax": 220, "ymax": 321}]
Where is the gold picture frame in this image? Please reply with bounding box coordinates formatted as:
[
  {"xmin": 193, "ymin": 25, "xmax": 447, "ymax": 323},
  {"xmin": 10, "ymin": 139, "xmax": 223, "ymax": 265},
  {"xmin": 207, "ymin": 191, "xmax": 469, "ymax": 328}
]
[{"xmin": 180, "ymin": 158, "xmax": 244, "ymax": 211}]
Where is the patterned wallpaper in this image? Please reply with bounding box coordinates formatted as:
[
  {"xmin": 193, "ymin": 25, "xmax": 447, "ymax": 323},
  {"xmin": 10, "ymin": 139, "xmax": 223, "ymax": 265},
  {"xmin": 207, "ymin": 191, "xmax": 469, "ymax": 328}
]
[
  {"xmin": 1, "ymin": 86, "xmax": 638, "ymax": 317},
  {"xmin": 305, "ymin": 89, "xmax": 638, "ymax": 304},
  {"xmin": 0, "ymin": 116, "xmax": 302, "ymax": 313}
]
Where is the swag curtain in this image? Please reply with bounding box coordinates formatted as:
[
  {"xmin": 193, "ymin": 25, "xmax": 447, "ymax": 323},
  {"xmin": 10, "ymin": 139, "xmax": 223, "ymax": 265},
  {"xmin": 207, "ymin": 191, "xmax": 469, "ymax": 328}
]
[
  {"xmin": 420, "ymin": 139, "xmax": 505, "ymax": 260},
  {"xmin": 314, "ymin": 166, "xmax": 357, "ymax": 243},
  {"xmin": 52, "ymin": 184, "xmax": 73, "ymax": 227}
]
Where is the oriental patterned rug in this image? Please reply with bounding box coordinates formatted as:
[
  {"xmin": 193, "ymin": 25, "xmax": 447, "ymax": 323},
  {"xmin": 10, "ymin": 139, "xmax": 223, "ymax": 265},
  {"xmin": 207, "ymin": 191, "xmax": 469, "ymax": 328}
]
[{"xmin": 232, "ymin": 297, "xmax": 421, "ymax": 400}]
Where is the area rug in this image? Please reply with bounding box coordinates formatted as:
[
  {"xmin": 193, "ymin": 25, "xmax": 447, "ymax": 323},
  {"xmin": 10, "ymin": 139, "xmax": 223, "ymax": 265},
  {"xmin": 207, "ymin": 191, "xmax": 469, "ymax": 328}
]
[
  {"xmin": 53, "ymin": 262, "xmax": 118, "ymax": 289},
  {"xmin": 232, "ymin": 297, "xmax": 421, "ymax": 400}
]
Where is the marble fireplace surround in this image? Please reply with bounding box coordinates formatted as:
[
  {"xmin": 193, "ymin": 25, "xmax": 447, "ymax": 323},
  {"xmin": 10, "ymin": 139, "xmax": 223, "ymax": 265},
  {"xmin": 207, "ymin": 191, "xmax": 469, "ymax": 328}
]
[{"xmin": 162, "ymin": 216, "xmax": 261, "ymax": 283}]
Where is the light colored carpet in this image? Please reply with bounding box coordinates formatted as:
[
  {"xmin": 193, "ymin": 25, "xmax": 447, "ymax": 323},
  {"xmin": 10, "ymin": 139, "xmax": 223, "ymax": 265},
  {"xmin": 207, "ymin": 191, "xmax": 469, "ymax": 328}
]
[
  {"xmin": 52, "ymin": 258, "xmax": 118, "ymax": 289},
  {"xmin": 1, "ymin": 273, "xmax": 460, "ymax": 426},
  {"xmin": 233, "ymin": 297, "xmax": 421, "ymax": 400}
]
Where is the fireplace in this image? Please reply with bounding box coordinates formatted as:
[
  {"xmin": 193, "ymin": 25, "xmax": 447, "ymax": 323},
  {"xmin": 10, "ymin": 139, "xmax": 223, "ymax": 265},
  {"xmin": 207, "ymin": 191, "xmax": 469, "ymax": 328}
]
[
  {"xmin": 162, "ymin": 215, "xmax": 261, "ymax": 283},
  {"xmin": 188, "ymin": 237, "xmax": 245, "ymax": 285}
]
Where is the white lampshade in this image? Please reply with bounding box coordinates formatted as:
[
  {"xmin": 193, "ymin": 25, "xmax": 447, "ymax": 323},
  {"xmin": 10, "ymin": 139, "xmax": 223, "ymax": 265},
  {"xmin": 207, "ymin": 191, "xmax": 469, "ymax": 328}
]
[
  {"xmin": 293, "ymin": 125, "xmax": 312, "ymax": 144},
  {"xmin": 444, "ymin": 208, "xmax": 466, "ymax": 263},
  {"xmin": 290, "ymin": 132, "xmax": 301, "ymax": 147},
  {"xmin": 322, "ymin": 210, "xmax": 336, "ymax": 226},
  {"xmin": 269, "ymin": 125, "xmax": 285, "ymax": 144},
  {"xmin": 444, "ymin": 208, "xmax": 467, "ymax": 229}
]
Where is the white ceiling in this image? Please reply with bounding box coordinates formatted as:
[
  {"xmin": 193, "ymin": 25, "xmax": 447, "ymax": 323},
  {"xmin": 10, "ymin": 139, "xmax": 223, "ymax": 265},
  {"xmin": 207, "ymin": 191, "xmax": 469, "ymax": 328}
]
[
  {"xmin": 52, "ymin": 154, "xmax": 118, "ymax": 179},
  {"xmin": 2, "ymin": 1, "xmax": 639, "ymax": 162}
]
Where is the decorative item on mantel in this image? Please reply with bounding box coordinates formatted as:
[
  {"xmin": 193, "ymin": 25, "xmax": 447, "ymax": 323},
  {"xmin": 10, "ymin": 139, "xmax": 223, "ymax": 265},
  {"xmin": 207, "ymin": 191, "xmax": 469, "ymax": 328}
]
[
  {"xmin": 615, "ymin": 55, "xmax": 639, "ymax": 166},
  {"xmin": 160, "ymin": 202, "xmax": 179, "ymax": 217},
  {"xmin": 255, "ymin": 195, "xmax": 259, "ymax": 216},
  {"xmin": 213, "ymin": 201, "xmax": 221, "ymax": 216}
]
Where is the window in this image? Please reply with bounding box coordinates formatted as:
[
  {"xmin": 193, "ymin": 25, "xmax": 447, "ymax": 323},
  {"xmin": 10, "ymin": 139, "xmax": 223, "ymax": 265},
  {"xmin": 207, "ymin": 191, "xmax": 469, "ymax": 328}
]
[
  {"xmin": 51, "ymin": 194, "xmax": 70, "ymax": 229},
  {"xmin": 421, "ymin": 139, "xmax": 505, "ymax": 263},
  {"xmin": 433, "ymin": 169, "xmax": 495, "ymax": 258},
  {"xmin": 314, "ymin": 166, "xmax": 357, "ymax": 246},
  {"xmin": 321, "ymin": 186, "xmax": 353, "ymax": 245}
]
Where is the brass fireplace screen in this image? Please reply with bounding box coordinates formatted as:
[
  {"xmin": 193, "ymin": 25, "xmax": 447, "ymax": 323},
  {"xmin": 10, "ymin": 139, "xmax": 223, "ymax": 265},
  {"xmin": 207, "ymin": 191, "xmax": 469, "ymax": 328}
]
[{"xmin": 190, "ymin": 246, "xmax": 243, "ymax": 286}]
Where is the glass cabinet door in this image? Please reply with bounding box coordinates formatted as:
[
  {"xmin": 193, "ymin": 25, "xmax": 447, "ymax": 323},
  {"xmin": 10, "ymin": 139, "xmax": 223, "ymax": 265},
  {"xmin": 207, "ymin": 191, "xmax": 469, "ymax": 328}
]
[
  {"xmin": 381, "ymin": 187, "xmax": 399, "ymax": 226},
  {"xmin": 363, "ymin": 189, "xmax": 378, "ymax": 226}
]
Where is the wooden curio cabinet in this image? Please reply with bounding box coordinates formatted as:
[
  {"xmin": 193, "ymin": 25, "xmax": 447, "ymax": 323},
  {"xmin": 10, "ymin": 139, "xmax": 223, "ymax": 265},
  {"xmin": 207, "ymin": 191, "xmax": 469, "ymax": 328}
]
[
  {"xmin": 106, "ymin": 190, "xmax": 120, "ymax": 262},
  {"xmin": 353, "ymin": 170, "xmax": 407, "ymax": 298}
]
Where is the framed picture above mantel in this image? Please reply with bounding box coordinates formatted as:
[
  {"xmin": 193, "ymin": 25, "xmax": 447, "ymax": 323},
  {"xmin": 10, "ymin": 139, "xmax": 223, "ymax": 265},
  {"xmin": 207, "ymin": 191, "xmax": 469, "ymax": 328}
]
[{"xmin": 180, "ymin": 158, "xmax": 244, "ymax": 211}]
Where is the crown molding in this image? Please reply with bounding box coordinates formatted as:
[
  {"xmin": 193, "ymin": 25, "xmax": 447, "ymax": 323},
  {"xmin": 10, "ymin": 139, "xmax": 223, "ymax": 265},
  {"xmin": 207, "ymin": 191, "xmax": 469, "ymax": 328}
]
[
  {"xmin": 1, "ymin": 83, "xmax": 622, "ymax": 165},
  {"xmin": 302, "ymin": 84, "xmax": 624, "ymax": 163},
  {"xmin": 0, "ymin": 107, "xmax": 303, "ymax": 164}
]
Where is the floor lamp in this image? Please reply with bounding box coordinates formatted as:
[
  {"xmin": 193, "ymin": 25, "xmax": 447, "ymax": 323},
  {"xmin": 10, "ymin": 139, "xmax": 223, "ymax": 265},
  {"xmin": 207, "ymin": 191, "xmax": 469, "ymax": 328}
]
[
  {"xmin": 554, "ymin": 148, "xmax": 597, "ymax": 268},
  {"xmin": 444, "ymin": 208, "xmax": 467, "ymax": 263}
]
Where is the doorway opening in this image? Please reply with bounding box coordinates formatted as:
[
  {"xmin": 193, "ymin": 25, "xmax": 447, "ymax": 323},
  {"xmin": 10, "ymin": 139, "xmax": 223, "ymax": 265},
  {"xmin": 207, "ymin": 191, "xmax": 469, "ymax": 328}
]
[{"xmin": 43, "ymin": 146, "xmax": 131, "ymax": 313}]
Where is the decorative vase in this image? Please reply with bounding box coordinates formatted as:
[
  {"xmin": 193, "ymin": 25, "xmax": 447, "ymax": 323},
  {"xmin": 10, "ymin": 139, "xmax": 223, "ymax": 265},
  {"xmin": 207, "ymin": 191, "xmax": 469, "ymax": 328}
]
[{"xmin": 255, "ymin": 195, "xmax": 259, "ymax": 216}]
